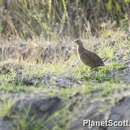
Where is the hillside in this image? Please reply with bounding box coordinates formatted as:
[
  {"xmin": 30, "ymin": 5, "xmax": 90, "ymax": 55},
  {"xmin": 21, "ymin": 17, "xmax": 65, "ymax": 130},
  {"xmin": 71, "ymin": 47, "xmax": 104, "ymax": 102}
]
[{"xmin": 0, "ymin": 0, "xmax": 130, "ymax": 130}]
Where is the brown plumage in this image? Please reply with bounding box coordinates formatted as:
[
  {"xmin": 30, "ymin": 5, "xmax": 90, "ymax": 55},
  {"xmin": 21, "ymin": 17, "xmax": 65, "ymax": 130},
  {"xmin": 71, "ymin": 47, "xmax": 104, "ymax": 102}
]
[{"xmin": 75, "ymin": 39, "xmax": 104, "ymax": 68}]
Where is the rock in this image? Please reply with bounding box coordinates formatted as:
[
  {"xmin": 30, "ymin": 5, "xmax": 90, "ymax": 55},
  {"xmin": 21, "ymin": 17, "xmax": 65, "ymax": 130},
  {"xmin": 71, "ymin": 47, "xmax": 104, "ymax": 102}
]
[
  {"xmin": 0, "ymin": 119, "xmax": 13, "ymax": 130},
  {"xmin": 70, "ymin": 100, "xmax": 111, "ymax": 130},
  {"xmin": 107, "ymin": 97, "xmax": 130, "ymax": 130},
  {"xmin": 22, "ymin": 76, "xmax": 41, "ymax": 86},
  {"xmin": 70, "ymin": 96, "xmax": 130, "ymax": 130},
  {"xmin": 0, "ymin": 93, "xmax": 63, "ymax": 130},
  {"xmin": 56, "ymin": 76, "xmax": 80, "ymax": 88},
  {"xmin": 113, "ymin": 67, "xmax": 130, "ymax": 83},
  {"xmin": 11, "ymin": 95, "xmax": 63, "ymax": 119}
]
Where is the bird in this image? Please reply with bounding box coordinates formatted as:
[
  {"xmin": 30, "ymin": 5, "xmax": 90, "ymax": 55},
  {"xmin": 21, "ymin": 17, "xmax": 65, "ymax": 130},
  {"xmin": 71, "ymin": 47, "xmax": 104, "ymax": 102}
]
[{"xmin": 75, "ymin": 39, "xmax": 104, "ymax": 68}]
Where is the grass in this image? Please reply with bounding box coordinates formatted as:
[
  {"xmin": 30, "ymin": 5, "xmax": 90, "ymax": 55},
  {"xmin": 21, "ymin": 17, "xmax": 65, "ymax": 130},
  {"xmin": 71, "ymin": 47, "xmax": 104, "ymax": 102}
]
[
  {"xmin": 0, "ymin": 28, "xmax": 130, "ymax": 130},
  {"xmin": 24, "ymin": 63, "xmax": 69, "ymax": 76},
  {"xmin": 74, "ymin": 63, "xmax": 126, "ymax": 83},
  {"xmin": 0, "ymin": 0, "xmax": 130, "ymax": 129},
  {"xmin": 0, "ymin": 84, "xmax": 28, "ymax": 92},
  {"xmin": 0, "ymin": 67, "xmax": 128, "ymax": 130},
  {"xmin": 98, "ymin": 46, "xmax": 115, "ymax": 60},
  {"xmin": 42, "ymin": 107, "xmax": 71, "ymax": 130},
  {"xmin": 0, "ymin": 99, "xmax": 15, "ymax": 118},
  {"xmin": 14, "ymin": 112, "xmax": 43, "ymax": 130}
]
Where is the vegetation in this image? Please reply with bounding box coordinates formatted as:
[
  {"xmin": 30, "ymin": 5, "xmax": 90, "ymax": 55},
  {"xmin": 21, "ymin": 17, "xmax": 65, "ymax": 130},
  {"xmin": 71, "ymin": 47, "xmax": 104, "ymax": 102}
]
[
  {"xmin": 0, "ymin": 0, "xmax": 130, "ymax": 39},
  {"xmin": 0, "ymin": 0, "xmax": 130, "ymax": 130}
]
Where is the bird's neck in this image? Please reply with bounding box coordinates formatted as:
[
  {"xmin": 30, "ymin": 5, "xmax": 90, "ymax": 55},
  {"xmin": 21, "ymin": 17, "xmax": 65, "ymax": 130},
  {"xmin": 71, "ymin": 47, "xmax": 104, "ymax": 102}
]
[
  {"xmin": 78, "ymin": 44, "xmax": 86, "ymax": 51},
  {"xmin": 78, "ymin": 44, "xmax": 84, "ymax": 49},
  {"xmin": 78, "ymin": 44, "xmax": 89, "ymax": 54}
]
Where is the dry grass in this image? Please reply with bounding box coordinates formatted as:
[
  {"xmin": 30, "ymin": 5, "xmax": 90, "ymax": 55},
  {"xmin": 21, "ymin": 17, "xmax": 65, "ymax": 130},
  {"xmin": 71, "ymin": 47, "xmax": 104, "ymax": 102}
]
[{"xmin": 0, "ymin": 25, "xmax": 129, "ymax": 65}]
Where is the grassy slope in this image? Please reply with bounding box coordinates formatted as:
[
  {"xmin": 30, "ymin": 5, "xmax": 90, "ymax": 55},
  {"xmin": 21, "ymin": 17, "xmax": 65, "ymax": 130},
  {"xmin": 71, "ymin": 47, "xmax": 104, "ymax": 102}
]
[{"xmin": 0, "ymin": 28, "xmax": 130, "ymax": 130}]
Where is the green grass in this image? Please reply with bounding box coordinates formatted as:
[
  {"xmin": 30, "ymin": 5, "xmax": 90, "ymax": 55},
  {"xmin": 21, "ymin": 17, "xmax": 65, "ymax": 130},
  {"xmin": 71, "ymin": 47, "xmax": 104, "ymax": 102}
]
[
  {"xmin": 42, "ymin": 107, "xmax": 71, "ymax": 130},
  {"xmin": 14, "ymin": 112, "xmax": 43, "ymax": 130},
  {"xmin": 0, "ymin": 99, "xmax": 15, "ymax": 118},
  {"xmin": 98, "ymin": 46, "xmax": 115, "ymax": 60},
  {"xmin": 22, "ymin": 63, "xmax": 70, "ymax": 76},
  {"xmin": 77, "ymin": 63, "xmax": 126, "ymax": 83},
  {"xmin": 0, "ymin": 84, "xmax": 28, "ymax": 92}
]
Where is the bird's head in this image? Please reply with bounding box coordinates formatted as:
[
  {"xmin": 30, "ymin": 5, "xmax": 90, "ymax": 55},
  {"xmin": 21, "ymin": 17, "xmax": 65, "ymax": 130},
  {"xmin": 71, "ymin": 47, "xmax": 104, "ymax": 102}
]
[{"xmin": 74, "ymin": 39, "xmax": 83, "ymax": 47}]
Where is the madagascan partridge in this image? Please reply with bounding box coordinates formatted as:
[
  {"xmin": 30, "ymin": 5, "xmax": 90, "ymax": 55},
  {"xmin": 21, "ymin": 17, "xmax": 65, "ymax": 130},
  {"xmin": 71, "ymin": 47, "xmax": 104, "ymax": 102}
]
[{"xmin": 75, "ymin": 39, "xmax": 104, "ymax": 68}]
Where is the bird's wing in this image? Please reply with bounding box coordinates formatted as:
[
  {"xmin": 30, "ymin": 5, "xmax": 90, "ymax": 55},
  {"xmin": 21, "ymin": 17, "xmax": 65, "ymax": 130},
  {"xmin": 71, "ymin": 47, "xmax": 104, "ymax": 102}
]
[{"xmin": 88, "ymin": 51, "xmax": 103, "ymax": 64}]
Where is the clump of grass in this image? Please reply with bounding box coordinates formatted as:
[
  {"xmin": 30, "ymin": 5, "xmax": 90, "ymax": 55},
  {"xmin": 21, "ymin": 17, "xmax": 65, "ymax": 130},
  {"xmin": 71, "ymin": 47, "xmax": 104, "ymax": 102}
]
[
  {"xmin": 79, "ymin": 63, "xmax": 126, "ymax": 83},
  {"xmin": 42, "ymin": 107, "xmax": 71, "ymax": 130},
  {"xmin": 12, "ymin": 105, "xmax": 70, "ymax": 130},
  {"xmin": 14, "ymin": 112, "xmax": 43, "ymax": 130},
  {"xmin": 74, "ymin": 65, "xmax": 90, "ymax": 78},
  {"xmin": 98, "ymin": 46, "xmax": 115, "ymax": 60},
  {"xmin": 0, "ymin": 99, "xmax": 15, "ymax": 118}
]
